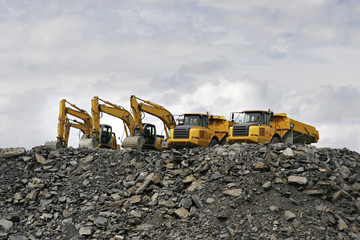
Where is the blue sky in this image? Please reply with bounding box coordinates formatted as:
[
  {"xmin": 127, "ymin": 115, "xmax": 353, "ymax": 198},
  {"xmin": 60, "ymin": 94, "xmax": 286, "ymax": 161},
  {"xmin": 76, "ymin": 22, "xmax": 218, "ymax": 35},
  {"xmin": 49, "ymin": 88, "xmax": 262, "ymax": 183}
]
[{"xmin": 0, "ymin": 0, "xmax": 359, "ymax": 152}]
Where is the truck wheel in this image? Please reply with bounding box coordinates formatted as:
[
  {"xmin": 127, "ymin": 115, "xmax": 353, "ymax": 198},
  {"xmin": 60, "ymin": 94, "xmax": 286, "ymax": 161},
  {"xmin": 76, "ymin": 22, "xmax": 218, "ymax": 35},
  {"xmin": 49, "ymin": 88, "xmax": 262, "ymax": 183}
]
[
  {"xmin": 271, "ymin": 136, "xmax": 281, "ymax": 143},
  {"xmin": 209, "ymin": 138, "xmax": 219, "ymax": 147}
]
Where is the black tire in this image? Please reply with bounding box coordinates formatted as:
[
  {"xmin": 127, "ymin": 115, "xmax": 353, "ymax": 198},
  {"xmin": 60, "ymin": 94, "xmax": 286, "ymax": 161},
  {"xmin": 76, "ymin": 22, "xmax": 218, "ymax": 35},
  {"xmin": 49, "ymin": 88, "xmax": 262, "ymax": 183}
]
[
  {"xmin": 271, "ymin": 136, "xmax": 281, "ymax": 144},
  {"xmin": 209, "ymin": 138, "xmax": 219, "ymax": 147}
]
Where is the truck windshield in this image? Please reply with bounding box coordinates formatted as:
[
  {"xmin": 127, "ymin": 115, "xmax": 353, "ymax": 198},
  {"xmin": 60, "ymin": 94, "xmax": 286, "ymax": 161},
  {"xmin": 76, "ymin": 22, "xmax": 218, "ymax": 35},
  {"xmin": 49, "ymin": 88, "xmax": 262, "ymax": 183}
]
[
  {"xmin": 244, "ymin": 113, "xmax": 261, "ymax": 123},
  {"xmin": 184, "ymin": 115, "xmax": 202, "ymax": 126}
]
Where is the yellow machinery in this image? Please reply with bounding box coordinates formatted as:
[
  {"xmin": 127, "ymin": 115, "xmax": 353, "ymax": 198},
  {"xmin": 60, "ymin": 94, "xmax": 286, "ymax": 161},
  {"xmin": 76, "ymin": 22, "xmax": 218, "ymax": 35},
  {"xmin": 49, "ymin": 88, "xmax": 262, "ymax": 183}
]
[
  {"xmin": 167, "ymin": 113, "xmax": 236, "ymax": 148},
  {"xmin": 123, "ymin": 95, "xmax": 176, "ymax": 150},
  {"xmin": 45, "ymin": 99, "xmax": 92, "ymax": 149},
  {"xmin": 226, "ymin": 110, "xmax": 319, "ymax": 144},
  {"xmin": 63, "ymin": 118, "xmax": 88, "ymax": 146},
  {"xmin": 79, "ymin": 96, "xmax": 133, "ymax": 150}
]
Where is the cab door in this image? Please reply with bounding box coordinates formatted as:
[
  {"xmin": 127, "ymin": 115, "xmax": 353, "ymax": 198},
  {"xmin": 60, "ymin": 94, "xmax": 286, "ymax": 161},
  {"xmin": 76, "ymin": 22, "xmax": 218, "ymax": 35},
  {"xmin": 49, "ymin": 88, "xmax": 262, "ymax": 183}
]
[
  {"xmin": 197, "ymin": 116, "xmax": 211, "ymax": 146},
  {"xmin": 143, "ymin": 124, "xmax": 156, "ymax": 148},
  {"xmin": 263, "ymin": 113, "xmax": 273, "ymax": 142},
  {"xmin": 99, "ymin": 124, "xmax": 112, "ymax": 148}
]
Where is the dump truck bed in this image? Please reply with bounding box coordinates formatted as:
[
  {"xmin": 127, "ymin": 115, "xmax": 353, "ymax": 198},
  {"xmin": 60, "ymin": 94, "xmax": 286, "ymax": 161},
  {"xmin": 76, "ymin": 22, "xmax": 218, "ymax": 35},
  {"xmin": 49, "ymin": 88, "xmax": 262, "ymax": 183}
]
[{"xmin": 272, "ymin": 113, "xmax": 319, "ymax": 144}]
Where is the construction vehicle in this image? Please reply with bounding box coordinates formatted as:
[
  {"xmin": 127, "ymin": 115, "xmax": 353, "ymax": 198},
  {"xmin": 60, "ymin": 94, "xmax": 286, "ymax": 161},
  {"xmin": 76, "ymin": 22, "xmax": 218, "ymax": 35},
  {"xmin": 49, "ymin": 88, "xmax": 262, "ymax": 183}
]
[
  {"xmin": 226, "ymin": 110, "xmax": 319, "ymax": 144},
  {"xmin": 79, "ymin": 96, "xmax": 129, "ymax": 150},
  {"xmin": 167, "ymin": 113, "xmax": 236, "ymax": 148},
  {"xmin": 122, "ymin": 95, "xmax": 176, "ymax": 150},
  {"xmin": 45, "ymin": 99, "xmax": 92, "ymax": 149},
  {"xmin": 62, "ymin": 118, "xmax": 89, "ymax": 146}
]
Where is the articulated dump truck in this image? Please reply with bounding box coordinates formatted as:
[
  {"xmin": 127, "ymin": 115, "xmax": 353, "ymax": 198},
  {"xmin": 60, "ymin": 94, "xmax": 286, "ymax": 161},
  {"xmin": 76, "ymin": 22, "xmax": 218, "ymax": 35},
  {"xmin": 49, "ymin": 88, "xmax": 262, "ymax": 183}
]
[
  {"xmin": 226, "ymin": 110, "xmax": 319, "ymax": 144},
  {"xmin": 167, "ymin": 113, "xmax": 236, "ymax": 148}
]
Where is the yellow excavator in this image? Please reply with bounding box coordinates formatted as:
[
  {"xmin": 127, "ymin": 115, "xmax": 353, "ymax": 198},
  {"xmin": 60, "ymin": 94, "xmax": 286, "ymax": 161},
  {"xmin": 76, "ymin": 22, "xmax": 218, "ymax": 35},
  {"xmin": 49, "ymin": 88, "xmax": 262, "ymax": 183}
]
[
  {"xmin": 45, "ymin": 99, "xmax": 92, "ymax": 149},
  {"xmin": 79, "ymin": 96, "xmax": 136, "ymax": 150},
  {"xmin": 62, "ymin": 118, "xmax": 89, "ymax": 146},
  {"xmin": 122, "ymin": 95, "xmax": 176, "ymax": 150}
]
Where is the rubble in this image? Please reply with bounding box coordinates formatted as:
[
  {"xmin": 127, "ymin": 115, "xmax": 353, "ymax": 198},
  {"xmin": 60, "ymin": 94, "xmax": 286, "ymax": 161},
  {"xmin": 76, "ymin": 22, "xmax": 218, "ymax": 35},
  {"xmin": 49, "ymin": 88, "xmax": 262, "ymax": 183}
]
[{"xmin": 0, "ymin": 143, "xmax": 360, "ymax": 239}]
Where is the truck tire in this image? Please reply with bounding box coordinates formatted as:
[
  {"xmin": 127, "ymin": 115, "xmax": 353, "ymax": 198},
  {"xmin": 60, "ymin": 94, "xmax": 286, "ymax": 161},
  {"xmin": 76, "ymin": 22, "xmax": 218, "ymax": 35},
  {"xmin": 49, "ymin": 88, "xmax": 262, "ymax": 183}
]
[
  {"xmin": 271, "ymin": 136, "xmax": 281, "ymax": 144},
  {"xmin": 209, "ymin": 138, "xmax": 219, "ymax": 147}
]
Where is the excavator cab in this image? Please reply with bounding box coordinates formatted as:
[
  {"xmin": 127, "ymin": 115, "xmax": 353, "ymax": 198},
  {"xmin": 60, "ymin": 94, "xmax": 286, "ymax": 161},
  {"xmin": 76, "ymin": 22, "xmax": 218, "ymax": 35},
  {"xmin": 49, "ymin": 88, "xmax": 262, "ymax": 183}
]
[
  {"xmin": 99, "ymin": 124, "xmax": 113, "ymax": 148},
  {"xmin": 143, "ymin": 123, "xmax": 156, "ymax": 145}
]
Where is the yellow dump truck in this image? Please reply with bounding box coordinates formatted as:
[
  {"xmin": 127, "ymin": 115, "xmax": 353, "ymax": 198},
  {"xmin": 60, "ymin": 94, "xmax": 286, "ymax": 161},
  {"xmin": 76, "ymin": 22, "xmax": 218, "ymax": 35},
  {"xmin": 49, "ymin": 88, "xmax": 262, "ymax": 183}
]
[
  {"xmin": 167, "ymin": 113, "xmax": 236, "ymax": 148},
  {"xmin": 227, "ymin": 110, "xmax": 319, "ymax": 144}
]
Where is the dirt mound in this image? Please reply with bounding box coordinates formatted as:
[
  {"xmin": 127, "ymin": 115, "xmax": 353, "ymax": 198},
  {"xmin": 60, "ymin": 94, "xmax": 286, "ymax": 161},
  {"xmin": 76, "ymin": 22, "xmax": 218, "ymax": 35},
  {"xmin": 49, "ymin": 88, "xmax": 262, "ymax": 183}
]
[{"xmin": 1, "ymin": 143, "xmax": 360, "ymax": 239}]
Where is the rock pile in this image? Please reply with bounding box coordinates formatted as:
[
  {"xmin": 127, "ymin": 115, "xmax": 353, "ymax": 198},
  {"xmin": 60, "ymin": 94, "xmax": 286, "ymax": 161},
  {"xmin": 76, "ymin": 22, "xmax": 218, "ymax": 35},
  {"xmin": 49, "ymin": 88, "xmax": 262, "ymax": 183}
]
[{"xmin": 1, "ymin": 143, "xmax": 360, "ymax": 239}]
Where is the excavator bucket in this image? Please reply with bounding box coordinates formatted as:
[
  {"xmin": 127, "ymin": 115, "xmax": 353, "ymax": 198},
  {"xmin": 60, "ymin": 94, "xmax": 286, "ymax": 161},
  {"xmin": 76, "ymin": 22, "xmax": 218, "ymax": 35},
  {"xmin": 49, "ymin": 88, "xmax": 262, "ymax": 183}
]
[
  {"xmin": 122, "ymin": 136, "xmax": 145, "ymax": 151},
  {"xmin": 79, "ymin": 138, "xmax": 99, "ymax": 148},
  {"xmin": 44, "ymin": 141, "xmax": 62, "ymax": 149}
]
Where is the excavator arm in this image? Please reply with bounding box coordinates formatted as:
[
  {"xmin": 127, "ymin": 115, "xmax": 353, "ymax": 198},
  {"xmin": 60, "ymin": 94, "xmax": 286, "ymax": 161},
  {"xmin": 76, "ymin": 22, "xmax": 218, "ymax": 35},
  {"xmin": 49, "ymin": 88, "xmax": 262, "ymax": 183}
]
[
  {"xmin": 123, "ymin": 95, "xmax": 175, "ymax": 150},
  {"xmin": 80, "ymin": 96, "xmax": 134, "ymax": 150},
  {"xmin": 133, "ymin": 95, "xmax": 176, "ymax": 138},
  {"xmin": 63, "ymin": 118, "xmax": 87, "ymax": 147},
  {"xmin": 97, "ymin": 97, "xmax": 135, "ymax": 136},
  {"xmin": 52, "ymin": 99, "xmax": 92, "ymax": 148}
]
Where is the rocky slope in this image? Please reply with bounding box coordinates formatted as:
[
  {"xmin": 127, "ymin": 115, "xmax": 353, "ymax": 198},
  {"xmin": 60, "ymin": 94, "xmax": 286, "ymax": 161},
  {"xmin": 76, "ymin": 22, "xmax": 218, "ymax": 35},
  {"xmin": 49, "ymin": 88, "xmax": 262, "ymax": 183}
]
[{"xmin": 1, "ymin": 143, "xmax": 360, "ymax": 240}]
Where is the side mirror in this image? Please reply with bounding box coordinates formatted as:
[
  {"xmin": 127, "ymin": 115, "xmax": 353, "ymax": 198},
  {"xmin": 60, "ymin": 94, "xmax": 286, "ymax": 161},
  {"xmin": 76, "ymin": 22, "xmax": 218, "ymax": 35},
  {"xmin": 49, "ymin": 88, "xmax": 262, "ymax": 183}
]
[{"xmin": 231, "ymin": 113, "xmax": 234, "ymax": 122}]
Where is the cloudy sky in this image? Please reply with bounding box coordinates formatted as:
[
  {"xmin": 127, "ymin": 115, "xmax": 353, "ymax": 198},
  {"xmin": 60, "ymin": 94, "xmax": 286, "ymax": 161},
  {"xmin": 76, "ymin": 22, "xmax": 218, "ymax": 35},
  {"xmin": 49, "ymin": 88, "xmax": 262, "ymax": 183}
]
[{"xmin": 1, "ymin": 0, "xmax": 359, "ymax": 152}]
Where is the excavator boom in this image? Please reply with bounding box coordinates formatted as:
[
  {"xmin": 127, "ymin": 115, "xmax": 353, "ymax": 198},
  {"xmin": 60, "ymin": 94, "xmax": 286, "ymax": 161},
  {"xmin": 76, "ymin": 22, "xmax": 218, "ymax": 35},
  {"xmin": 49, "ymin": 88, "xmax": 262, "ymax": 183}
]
[
  {"xmin": 45, "ymin": 99, "xmax": 92, "ymax": 149},
  {"xmin": 79, "ymin": 96, "xmax": 135, "ymax": 150},
  {"xmin": 122, "ymin": 95, "xmax": 176, "ymax": 150}
]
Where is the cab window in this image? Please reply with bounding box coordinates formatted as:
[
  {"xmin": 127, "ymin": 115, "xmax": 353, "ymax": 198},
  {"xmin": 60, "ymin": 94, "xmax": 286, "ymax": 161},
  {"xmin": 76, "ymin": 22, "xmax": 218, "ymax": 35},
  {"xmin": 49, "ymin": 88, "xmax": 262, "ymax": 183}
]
[
  {"xmin": 143, "ymin": 124, "xmax": 155, "ymax": 144},
  {"xmin": 184, "ymin": 115, "xmax": 201, "ymax": 126},
  {"xmin": 264, "ymin": 113, "xmax": 269, "ymax": 125},
  {"xmin": 244, "ymin": 113, "xmax": 261, "ymax": 123},
  {"xmin": 202, "ymin": 116, "xmax": 208, "ymax": 128},
  {"xmin": 101, "ymin": 125, "xmax": 112, "ymax": 143}
]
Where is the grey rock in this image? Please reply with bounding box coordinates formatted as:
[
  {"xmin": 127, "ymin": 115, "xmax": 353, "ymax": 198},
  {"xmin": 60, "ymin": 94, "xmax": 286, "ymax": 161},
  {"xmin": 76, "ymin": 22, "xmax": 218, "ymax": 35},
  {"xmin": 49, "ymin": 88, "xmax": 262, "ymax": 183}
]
[
  {"xmin": 340, "ymin": 166, "xmax": 351, "ymax": 179},
  {"xmin": 94, "ymin": 216, "xmax": 108, "ymax": 229},
  {"xmin": 8, "ymin": 235, "xmax": 27, "ymax": 240},
  {"xmin": 2, "ymin": 148, "xmax": 26, "ymax": 158},
  {"xmin": 283, "ymin": 148, "xmax": 294, "ymax": 157},
  {"xmin": 79, "ymin": 226, "xmax": 92, "ymax": 236},
  {"xmin": 288, "ymin": 176, "xmax": 308, "ymax": 185},
  {"xmin": 0, "ymin": 219, "xmax": 13, "ymax": 232},
  {"xmin": 191, "ymin": 194, "xmax": 204, "ymax": 209},
  {"xmin": 284, "ymin": 211, "xmax": 296, "ymax": 221},
  {"xmin": 180, "ymin": 197, "xmax": 193, "ymax": 209},
  {"xmin": 48, "ymin": 150, "xmax": 60, "ymax": 159},
  {"xmin": 262, "ymin": 181, "xmax": 272, "ymax": 190}
]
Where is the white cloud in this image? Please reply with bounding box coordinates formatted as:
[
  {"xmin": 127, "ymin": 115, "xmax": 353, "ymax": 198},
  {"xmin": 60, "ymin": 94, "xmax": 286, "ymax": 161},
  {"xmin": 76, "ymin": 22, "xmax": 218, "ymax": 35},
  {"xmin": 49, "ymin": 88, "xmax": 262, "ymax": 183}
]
[
  {"xmin": 317, "ymin": 123, "xmax": 360, "ymax": 152},
  {"xmin": 279, "ymin": 86, "xmax": 360, "ymax": 152},
  {"xmin": 171, "ymin": 77, "xmax": 271, "ymax": 116}
]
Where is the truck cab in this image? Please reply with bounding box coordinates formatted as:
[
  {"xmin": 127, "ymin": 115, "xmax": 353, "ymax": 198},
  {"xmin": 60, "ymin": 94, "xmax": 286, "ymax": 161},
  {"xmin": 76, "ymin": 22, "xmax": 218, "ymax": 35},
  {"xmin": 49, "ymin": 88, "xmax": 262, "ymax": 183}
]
[
  {"xmin": 227, "ymin": 111, "xmax": 275, "ymax": 144},
  {"xmin": 167, "ymin": 113, "xmax": 235, "ymax": 148}
]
